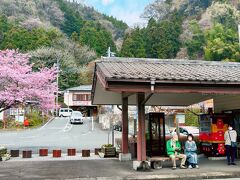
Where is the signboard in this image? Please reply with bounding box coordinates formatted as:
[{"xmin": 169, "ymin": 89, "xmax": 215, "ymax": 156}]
[
  {"xmin": 10, "ymin": 108, "xmax": 25, "ymax": 116},
  {"xmin": 15, "ymin": 115, "xmax": 24, "ymax": 123}
]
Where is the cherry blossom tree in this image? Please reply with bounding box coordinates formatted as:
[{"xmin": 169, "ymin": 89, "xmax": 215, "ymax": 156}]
[{"xmin": 0, "ymin": 50, "xmax": 57, "ymax": 112}]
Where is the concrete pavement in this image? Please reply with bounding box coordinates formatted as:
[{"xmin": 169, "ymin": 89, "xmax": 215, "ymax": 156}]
[
  {"xmin": 0, "ymin": 117, "xmax": 121, "ymax": 153},
  {"xmin": 1, "ymin": 118, "xmax": 240, "ymax": 179},
  {"xmin": 1, "ymin": 158, "xmax": 240, "ymax": 179}
]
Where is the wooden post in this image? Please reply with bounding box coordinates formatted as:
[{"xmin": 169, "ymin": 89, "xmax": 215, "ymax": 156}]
[
  {"xmin": 137, "ymin": 92, "xmax": 146, "ymax": 161},
  {"xmin": 122, "ymin": 93, "xmax": 128, "ymax": 154}
]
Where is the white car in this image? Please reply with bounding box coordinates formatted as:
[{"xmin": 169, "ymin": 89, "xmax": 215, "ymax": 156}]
[
  {"xmin": 59, "ymin": 108, "xmax": 73, "ymax": 117},
  {"xmin": 171, "ymin": 126, "xmax": 199, "ymax": 136},
  {"xmin": 70, "ymin": 111, "xmax": 84, "ymax": 124}
]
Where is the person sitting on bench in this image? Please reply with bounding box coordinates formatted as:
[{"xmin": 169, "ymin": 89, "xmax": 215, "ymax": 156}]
[
  {"xmin": 185, "ymin": 134, "xmax": 199, "ymax": 169},
  {"xmin": 166, "ymin": 132, "xmax": 187, "ymax": 170}
]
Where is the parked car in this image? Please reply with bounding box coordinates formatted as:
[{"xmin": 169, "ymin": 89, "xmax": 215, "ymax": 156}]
[
  {"xmin": 59, "ymin": 108, "xmax": 73, "ymax": 117},
  {"xmin": 70, "ymin": 111, "xmax": 84, "ymax": 124},
  {"xmin": 179, "ymin": 126, "xmax": 199, "ymax": 136},
  {"xmin": 170, "ymin": 126, "xmax": 200, "ymax": 142},
  {"xmin": 113, "ymin": 122, "xmax": 122, "ymax": 132}
]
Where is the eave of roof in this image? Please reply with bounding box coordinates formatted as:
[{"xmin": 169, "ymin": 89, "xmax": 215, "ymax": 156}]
[
  {"xmin": 65, "ymin": 85, "xmax": 92, "ymax": 92},
  {"xmin": 95, "ymin": 57, "xmax": 240, "ymax": 85}
]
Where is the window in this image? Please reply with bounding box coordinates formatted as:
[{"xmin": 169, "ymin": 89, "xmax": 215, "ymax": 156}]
[
  {"xmin": 88, "ymin": 95, "xmax": 91, "ymax": 101},
  {"xmin": 72, "ymin": 94, "xmax": 91, "ymax": 101},
  {"xmin": 73, "ymin": 94, "xmax": 77, "ymax": 101}
]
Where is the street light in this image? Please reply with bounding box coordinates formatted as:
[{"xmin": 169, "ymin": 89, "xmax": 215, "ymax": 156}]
[{"xmin": 54, "ymin": 58, "xmax": 60, "ymax": 117}]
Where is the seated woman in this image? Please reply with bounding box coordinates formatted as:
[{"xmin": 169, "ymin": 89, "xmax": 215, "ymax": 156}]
[{"xmin": 184, "ymin": 134, "xmax": 199, "ymax": 169}]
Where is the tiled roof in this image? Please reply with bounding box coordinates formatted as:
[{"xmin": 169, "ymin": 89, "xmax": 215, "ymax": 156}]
[
  {"xmin": 65, "ymin": 85, "xmax": 92, "ymax": 92},
  {"xmin": 96, "ymin": 57, "xmax": 240, "ymax": 83}
]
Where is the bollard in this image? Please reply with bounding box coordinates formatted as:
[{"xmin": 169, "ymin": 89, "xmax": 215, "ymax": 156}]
[
  {"xmin": 53, "ymin": 150, "xmax": 61, "ymax": 157},
  {"xmin": 95, "ymin": 148, "xmax": 101, "ymax": 155},
  {"xmin": 82, "ymin": 149, "xmax": 90, "ymax": 157},
  {"xmin": 10, "ymin": 150, "xmax": 19, "ymax": 157},
  {"xmin": 39, "ymin": 149, "xmax": 48, "ymax": 156},
  {"xmin": 22, "ymin": 150, "xmax": 32, "ymax": 158},
  {"xmin": 67, "ymin": 148, "xmax": 76, "ymax": 156}
]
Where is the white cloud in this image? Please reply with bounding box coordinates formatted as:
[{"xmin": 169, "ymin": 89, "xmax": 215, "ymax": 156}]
[
  {"xmin": 101, "ymin": 0, "xmax": 114, "ymax": 6},
  {"xmin": 109, "ymin": 3, "xmax": 147, "ymax": 27},
  {"xmin": 75, "ymin": 0, "xmax": 149, "ymax": 26}
]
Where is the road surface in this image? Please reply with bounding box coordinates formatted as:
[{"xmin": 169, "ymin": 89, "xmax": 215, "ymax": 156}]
[{"xmin": 0, "ymin": 117, "xmax": 120, "ymax": 153}]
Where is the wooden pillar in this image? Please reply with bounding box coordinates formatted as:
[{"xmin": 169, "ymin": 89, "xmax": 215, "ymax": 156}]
[
  {"xmin": 122, "ymin": 93, "xmax": 128, "ymax": 154},
  {"xmin": 137, "ymin": 92, "xmax": 146, "ymax": 161}
]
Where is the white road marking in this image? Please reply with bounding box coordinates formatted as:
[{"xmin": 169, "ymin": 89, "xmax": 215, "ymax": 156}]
[
  {"xmin": 38, "ymin": 117, "xmax": 55, "ymax": 130},
  {"xmin": 62, "ymin": 119, "xmax": 73, "ymax": 132},
  {"xmin": 81, "ymin": 131, "xmax": 91, "ymax": 136},
  {"xmin": 19, "ymin": 136, "xmax": 37, "ymax": 139}
]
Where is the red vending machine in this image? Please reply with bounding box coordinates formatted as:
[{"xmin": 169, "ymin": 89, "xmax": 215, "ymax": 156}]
[{"xmin": 199, "ymin": 113, "xmax": 233, "ymax": 157}]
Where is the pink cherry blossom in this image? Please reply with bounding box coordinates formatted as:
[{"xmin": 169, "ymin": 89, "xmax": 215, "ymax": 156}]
[{"xmin": 0, "ymin": 50, "xmax": 57, "ymax": 112}]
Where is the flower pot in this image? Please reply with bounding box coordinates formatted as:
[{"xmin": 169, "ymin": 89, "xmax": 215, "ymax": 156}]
[{"xmin": 101, "ymin": 147, "xmax": 116, "ymax": 157}]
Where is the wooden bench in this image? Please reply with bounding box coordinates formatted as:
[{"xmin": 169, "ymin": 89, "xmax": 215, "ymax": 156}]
[{"xmin": 148, "ymin": 156, "xmax": 180, "ymax": 169}]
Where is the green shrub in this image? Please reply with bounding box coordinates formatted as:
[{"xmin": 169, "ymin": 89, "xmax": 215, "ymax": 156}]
[
  {"xmin": 185, "ymin": 108, "xmax": 201, "ymax": 127},
  {"xmin": 101, "ymin": 144, "xmax": 113, "ymax": 148},
  {"xmin": 26, "ymin": 111, "xmax": 43, "ymax": 127}
]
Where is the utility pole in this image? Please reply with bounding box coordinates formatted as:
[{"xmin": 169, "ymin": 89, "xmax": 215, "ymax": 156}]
[
  {"xmin": 55, "ymin": 58, "xmax": 60, "ymax": 117},
  {"xmin": 107, "ymin": 47, "xmax": 115, "ymax": 57},
  {"xmin": 107, "ymin": 47, "xmax": 111, "ymax": 57}
]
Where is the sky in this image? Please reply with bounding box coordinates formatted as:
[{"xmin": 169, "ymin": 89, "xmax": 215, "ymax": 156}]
[{"xmin": 80, "ymin": 0, "xmax": 154, "ymax": 27}]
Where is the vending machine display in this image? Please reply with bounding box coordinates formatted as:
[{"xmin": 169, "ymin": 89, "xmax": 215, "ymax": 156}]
[{"xmin": 199, "ymin": 113, "xmax": 233, "ymax": 157}]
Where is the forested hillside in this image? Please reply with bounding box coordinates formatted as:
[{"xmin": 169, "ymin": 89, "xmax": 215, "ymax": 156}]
[
  {"xmin": 0, "ymin": 0, "xmax": 239, "ymax": 90},
  {"xmin": 0, "ymin": 0, "xmax": 128, "ymax": 90},
  {"xmin": 120, "ymin": 0, "xmax": 240, "ymax": 62}
]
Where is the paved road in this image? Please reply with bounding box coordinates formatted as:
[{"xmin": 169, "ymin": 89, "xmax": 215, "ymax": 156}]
[
  {"xmin": 1, "ymin": 159, "xmax": 240, "ymax": 180},
  {"xmin": 0, "ymin": 117, "xmax": 120, "ymax": 153}
]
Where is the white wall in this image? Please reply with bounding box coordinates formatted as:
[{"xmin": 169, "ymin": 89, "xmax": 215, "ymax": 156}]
[
  {"xmin": 64, "ymin": 92, "xmax": 73, "ymax": 106},
  {"xmin": 176, "ymin": 113, "xmax": 185, "ymax": 124},
  {"xmin": 64, "ymin": 92, "xmax": 92, "ymax": 106},
  {"xmin": 214, "ymin": 95, "xmax": 240, "ymax": 113}
]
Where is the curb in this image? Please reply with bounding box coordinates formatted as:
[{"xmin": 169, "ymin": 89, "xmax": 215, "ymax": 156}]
[
  {"xmin": 63, "ymin": 171, "xmax": 240, "ymax": 180},
  {"xmin": 125, "ymin": 172, "xmax": 240, "ymax": 180}
]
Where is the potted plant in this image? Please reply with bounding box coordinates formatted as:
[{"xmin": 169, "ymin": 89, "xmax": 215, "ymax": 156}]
[{"xmin": 99, "ymin": 144, "xmax": 116, "ymax": 158}]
